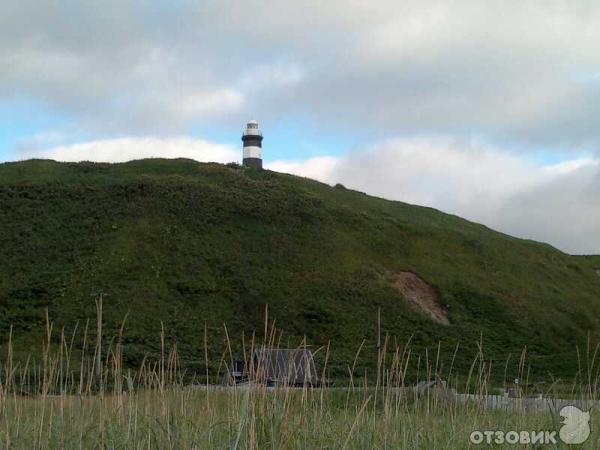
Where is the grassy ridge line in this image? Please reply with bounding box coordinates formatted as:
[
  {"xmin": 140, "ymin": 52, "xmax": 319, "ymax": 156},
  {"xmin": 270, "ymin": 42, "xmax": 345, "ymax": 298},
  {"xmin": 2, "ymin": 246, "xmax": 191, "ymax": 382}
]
[{"xmin": 0, "ymin": 158, "xmax": 599, "ymax": 379}]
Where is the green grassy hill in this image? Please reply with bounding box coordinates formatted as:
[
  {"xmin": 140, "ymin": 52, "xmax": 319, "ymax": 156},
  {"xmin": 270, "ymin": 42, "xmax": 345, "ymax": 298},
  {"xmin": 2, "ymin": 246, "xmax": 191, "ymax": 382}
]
[{"xmin": 1, "ymin": 158, "xmax": 599, "ymax": 380}]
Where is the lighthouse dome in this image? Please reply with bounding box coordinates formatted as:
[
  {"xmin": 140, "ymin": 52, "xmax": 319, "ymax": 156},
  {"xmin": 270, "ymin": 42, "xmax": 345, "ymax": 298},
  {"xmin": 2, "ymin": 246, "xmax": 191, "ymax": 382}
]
[{"xmin": 244, "ymin": 119, "xmax": 261, "ymax": 135}]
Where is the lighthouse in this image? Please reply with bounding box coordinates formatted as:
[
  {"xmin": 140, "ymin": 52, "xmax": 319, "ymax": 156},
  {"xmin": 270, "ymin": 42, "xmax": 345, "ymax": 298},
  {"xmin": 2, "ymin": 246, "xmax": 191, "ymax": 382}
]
[{"xmin": 242, "ymin": 119, "xmax": 263, "ymax": 169}]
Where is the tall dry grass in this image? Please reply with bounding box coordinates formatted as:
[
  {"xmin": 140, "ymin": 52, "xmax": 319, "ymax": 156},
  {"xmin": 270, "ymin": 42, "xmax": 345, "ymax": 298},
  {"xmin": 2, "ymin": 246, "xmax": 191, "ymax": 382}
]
[{"xmin": 0, "ymin": 308, "xmax": 599, "ymax": 449}]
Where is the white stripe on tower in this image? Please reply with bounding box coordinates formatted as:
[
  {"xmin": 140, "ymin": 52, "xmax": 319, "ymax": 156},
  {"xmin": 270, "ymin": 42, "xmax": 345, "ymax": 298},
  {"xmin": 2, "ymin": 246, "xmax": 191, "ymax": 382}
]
[{"xmin": 243, "ymin": 146, "xmax": 261, "ymax": 159}]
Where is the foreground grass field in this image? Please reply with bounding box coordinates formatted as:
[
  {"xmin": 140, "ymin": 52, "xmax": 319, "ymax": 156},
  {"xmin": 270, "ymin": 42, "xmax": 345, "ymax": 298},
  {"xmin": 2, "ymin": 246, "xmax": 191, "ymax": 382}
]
[
  {"xmin": 4, "ymin": 387, "xmax": 598, "ymax": 449},
  {"xmin": 1, "ymin": 317, "xmax": 600, "ymax": 449}
]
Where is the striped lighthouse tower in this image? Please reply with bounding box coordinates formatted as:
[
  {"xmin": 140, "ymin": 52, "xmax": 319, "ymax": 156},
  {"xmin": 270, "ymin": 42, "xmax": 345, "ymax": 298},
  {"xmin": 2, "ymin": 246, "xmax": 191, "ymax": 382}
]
[{"xmin": 242, "ymin": 119, "xmax": 263, "ymax": 169}]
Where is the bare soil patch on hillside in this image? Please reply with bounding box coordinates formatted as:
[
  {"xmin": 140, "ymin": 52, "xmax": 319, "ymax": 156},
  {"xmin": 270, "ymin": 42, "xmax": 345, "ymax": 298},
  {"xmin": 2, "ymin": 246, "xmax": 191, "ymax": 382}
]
[{"xmin": 389, "ymin": 271, "xmax": 449, "ymax": 325}]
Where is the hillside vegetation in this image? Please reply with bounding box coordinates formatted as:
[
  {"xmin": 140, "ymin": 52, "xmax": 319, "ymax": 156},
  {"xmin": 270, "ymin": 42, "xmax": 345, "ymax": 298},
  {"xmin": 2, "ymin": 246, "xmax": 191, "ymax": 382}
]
[{"xmin": 1, "ymin": 158, "xmax": 599, "ymax": 380}]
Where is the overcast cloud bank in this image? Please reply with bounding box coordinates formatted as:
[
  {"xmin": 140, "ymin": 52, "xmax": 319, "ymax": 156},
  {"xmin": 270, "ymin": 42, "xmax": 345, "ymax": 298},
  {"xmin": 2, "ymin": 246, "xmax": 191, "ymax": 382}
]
[{"xmin": 2, "ymin": 1, "xmax": 600, "ymax": 146}]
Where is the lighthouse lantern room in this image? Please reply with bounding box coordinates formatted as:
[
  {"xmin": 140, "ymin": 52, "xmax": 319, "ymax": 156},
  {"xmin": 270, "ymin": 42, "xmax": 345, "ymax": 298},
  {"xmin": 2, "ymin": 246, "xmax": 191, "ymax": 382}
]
[{"xmin": 242, "ymin": 119, "xmax": 263, "ymax": 169}]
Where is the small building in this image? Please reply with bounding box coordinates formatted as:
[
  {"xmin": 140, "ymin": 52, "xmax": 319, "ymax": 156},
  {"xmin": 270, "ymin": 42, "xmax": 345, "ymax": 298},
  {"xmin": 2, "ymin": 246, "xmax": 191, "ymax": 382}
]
[{"xmin": 223, "ymin": 348, "xmax": 318, "ymax": 387}]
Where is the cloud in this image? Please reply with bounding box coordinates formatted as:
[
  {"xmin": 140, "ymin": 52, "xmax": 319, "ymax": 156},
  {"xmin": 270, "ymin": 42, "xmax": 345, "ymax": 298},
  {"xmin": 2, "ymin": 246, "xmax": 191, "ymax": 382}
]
[
  {"xmin": 270, "ymin": 137, "xmax": 600, "ymax": 254},
  {"xmin": 2, "ymin": 1, "xmax": 600, "ymax": 147},
  {"xmin": 18, "ymin": 137, "xmax": 238, "ymax": 164},
  {"xmin": 268, "ymin": 156, "xmax": 339, "ymax": 183},
  {"xmin": 494, "ymin": 163, "xmax": 600, "ymax": 255}
]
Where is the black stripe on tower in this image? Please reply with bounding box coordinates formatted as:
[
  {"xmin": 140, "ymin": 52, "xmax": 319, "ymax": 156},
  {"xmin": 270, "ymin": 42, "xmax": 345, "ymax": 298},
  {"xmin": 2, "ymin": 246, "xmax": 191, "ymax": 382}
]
[
  {"xmin": 242, "ymin": 157, "xmax": 263, "ymax": 169},
  {"xmin": 242, "ymin": 134, "xmax": 263, "ymax": 147}
]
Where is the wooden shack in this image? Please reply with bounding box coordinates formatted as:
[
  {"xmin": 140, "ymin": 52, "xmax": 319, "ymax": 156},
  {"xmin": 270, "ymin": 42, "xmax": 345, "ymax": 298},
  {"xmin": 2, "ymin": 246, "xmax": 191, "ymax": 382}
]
[{"xmin": 223, "ymin": 348, "xmax": 318, "ymax": 387}]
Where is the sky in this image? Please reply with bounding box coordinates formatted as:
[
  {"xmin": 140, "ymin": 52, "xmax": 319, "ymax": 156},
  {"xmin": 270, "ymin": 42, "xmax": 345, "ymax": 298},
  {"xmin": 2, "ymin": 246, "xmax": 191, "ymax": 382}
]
[{"xmin": 1, "ymin": 1, "xmax": 600, "ymax": 254}]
